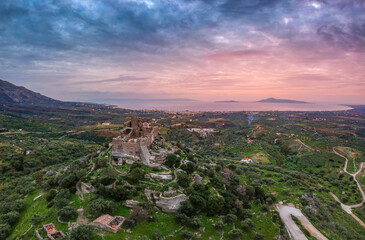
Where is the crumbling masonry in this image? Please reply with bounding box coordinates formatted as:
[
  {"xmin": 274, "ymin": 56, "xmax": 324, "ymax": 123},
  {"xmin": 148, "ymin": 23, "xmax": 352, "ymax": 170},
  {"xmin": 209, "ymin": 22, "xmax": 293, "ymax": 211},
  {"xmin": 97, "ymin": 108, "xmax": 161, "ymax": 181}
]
[{"xmin": 112, "ymin": 116, "xmax": 159, "ymax": 166}]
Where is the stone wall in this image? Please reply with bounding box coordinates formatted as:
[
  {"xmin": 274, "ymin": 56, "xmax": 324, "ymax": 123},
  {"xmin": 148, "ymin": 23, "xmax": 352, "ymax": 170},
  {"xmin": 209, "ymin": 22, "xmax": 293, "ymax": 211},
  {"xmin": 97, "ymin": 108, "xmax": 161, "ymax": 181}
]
[
  {"xmin": 155, "ymin": 194, "xmax": 188, "ymax": 213},
  {"xmin": 121, "ymin": 141, "xmax": 141, "ymax": 156},
  {"xmin": 111, "ymin": 117, "xmax": 159, "ymax": 166}
]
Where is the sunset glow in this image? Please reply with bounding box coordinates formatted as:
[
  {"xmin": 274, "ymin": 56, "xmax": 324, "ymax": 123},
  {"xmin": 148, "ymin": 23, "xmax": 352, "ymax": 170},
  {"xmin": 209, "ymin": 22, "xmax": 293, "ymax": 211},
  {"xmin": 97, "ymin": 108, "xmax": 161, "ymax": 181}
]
[{"xmin": 1, "ymin": 0, "xmax": 364, "ymax": 104}]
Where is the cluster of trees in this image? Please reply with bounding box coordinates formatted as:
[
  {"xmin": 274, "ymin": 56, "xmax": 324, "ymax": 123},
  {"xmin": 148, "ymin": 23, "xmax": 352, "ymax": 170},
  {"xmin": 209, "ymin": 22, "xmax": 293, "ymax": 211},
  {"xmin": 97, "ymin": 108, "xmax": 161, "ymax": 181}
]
[
  {"xmin": 0, "ymin": 194, "xmax": 25, "ymax": 239},
  {"xmin": 86, "ymin": 197, "xmax": 117, "ymax": 218},
  {"xmin": 0, "ymin": 175, "xmax": 38, "ymax": 239},
  {"xmin": 0, "ymin": 136, "xmax": 93, "ymax": 178},
  {"xmin": 45, "ymin": 189, "xmax": 78, "ymax": 222},
  {"xmin": 169, "ymin": 158, "xmax": 278, "ymax": 239}
]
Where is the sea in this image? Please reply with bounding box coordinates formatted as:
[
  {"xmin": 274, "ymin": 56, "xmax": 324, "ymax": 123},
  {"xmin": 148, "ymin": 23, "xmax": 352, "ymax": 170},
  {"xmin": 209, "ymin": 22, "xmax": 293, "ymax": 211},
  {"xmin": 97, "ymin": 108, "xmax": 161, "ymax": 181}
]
[{"xmin": 106, "ymin": 100, "xmax": 352, "ymax": 112}]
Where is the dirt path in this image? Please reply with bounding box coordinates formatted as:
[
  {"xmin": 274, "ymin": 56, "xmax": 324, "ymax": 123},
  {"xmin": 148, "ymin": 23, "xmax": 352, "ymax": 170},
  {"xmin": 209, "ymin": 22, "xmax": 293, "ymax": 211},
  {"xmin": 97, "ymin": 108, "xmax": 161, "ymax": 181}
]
[
  {"xmin": 69, "ymin": 208, "xmax": 89, "ymax": 230},
  {"xmin": 59, "ymin": 131, "xmax": 85, "ymax": 139},
  {"xmin": 330, "ymin": 148, "xmax": 365, "ymax": 227},
  {"xmin": 295, "ymin": 139, "xmax": 316, "ymax": 151},
  {"xmin": 275, "ymin": 203, "xmax": 328, "ymax": 240},
  {"xmin": 75, "ymin": 180, "xmax": 84, "ymax": 201}
]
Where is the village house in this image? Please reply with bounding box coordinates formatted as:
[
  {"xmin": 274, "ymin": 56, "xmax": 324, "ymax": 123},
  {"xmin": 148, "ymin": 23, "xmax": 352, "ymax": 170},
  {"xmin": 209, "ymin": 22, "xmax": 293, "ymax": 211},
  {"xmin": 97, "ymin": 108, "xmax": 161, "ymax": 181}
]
[
  {"xmin": 241, "ymin": 158, "xmax": 254, "ymax": 163},
  {"xmin": 90, "ymin": 214, "xmax": 125, "ymax": 233}
]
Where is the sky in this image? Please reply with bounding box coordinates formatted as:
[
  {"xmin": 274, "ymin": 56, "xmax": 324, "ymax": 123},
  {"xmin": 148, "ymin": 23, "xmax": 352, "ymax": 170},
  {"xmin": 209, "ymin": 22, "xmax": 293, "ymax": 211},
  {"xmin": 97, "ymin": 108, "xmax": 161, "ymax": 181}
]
[{"xmin": 0, "ymin": 0, "xmax": 364, "ymax": 104}]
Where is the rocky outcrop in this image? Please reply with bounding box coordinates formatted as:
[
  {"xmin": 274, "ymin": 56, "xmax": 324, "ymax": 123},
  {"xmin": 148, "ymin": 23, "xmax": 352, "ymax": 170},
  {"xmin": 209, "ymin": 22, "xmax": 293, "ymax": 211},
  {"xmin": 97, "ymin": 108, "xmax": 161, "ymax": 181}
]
[
  {"xmin": 191, "ymin": 174, "xmax": 203, "ymax": 185},
  {"xmin": 145, "ymin": 172, "xmax": 173, "ymax": 181},
  {"xmin": 124, "ymin": 200, "xmax": 141, "ymax": 208},
  {"xmin": 80, "ymin": 182, "xmax": 96, "ymax": 194},
  {"xmin": 155, "ymin": 194, "xmax": 188, "ymax": 213},
  {"xmin": 163, "ymin": 190, "xmax": 177, "ymax": 197},
  {"xmin": 144, "ymin": 189, "xmax": 187, "ymax": 213}
]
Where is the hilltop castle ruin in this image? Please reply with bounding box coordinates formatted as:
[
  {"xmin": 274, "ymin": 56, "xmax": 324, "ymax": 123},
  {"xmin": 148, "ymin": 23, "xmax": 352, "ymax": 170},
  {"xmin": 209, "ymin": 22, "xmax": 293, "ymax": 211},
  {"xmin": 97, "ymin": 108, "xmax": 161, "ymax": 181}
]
[{"xmin": 112, "ymin": 116, "xmax": 159, "ymax": 166}]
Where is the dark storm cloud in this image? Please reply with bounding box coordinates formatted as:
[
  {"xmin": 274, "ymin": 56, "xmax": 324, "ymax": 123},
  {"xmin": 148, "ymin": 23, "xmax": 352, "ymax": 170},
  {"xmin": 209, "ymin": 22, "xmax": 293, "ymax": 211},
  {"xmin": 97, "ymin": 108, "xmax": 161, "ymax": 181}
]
[
  {"xmin": 1, "ymin": 0, "xmax": 363, "ymax": 61},
  {"xmin": 0, "ymin": 0, "xmax": 364, "ymax": 103},
  {"xmin": 219, "ymin": 0, "xmax": 281, "ymax": 15},
  {"xmin": 318, "ymin": 24, "xmax": 365, "ymax": 51}
]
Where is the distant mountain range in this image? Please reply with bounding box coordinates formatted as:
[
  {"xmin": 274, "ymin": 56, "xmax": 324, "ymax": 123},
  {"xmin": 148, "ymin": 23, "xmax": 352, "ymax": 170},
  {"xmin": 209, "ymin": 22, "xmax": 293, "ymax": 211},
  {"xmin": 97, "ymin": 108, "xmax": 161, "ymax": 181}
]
[
  {"xmin": 0, "ymin": 79, "xmax": 196, "ymax": 108},
  {"xmin": 88, "ymin": 98, "xmax": 196, "ymax": 103},
  {"xmin": 0, "ymin": 79, "xmax": 67, "ymax": 105},
  {"xmin": 257, "ymin": 98, "xmax": 309, "ymax": 104}
]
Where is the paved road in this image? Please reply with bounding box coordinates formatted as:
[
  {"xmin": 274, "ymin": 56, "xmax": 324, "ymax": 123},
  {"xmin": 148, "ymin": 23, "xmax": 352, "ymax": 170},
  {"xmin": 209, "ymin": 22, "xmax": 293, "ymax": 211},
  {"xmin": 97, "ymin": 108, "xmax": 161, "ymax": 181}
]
[
  {"xmin": 331, "ymin": 148, "xmax": 365, "ymax": 227},
  {"xmin": 276, "ymin": 203, "xmax": 328, "ymax": 240}
]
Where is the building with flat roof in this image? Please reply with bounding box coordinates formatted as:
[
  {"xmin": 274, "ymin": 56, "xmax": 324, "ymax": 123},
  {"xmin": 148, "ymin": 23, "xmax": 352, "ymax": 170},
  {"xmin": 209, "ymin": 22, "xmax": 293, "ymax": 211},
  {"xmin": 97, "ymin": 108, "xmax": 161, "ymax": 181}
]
[
  {"xmin": 43, "ymin": 223, "xmax": 65, "ymax": 240},
  {"xmin": 90, "ymin": 214, "xmax": 125, "ymax": 233}
]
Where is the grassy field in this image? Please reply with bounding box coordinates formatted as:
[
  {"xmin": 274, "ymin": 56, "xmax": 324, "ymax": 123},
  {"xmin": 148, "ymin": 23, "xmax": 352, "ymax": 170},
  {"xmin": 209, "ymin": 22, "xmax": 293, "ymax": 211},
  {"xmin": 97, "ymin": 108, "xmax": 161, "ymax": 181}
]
[{"xmin": 8, "ymin": 189, "xmax": 69, "ymax": 240}]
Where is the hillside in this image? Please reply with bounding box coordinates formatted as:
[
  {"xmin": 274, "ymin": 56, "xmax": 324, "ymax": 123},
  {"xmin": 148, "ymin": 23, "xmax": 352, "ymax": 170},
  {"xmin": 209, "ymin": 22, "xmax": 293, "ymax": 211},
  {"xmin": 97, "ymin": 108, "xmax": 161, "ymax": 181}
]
[
  {"xmin": 1, "ymin": 107, "xmax": 365, "ymax": 240},
  {"xmin": 0, "ymin": 79, "xmax": 64, "ymax": 106},
  {"xmin": 257, "ymin": 98, "xmax": 308, "ymax": 104}
]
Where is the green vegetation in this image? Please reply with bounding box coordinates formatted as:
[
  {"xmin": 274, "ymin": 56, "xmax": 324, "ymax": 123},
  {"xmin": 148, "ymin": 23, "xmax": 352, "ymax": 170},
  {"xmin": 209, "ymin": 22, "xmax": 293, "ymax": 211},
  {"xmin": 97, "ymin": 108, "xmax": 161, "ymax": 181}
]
[{"xmin": 1, "ymin": 106, "xmax": 365, "ymax": 239}]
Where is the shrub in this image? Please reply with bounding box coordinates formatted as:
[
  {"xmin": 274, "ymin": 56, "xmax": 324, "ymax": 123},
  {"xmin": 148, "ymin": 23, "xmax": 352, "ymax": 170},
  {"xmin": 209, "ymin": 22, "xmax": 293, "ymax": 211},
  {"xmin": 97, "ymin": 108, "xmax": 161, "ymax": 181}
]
[
  {"xmin": 164, "ymin": 154, "xmax": 180, "ymax": 168},
  {"xmin": 58, "ymin": 206, "xmax": 78, "ymax": 221},
  {"xmin": 86, "ymin": 198, "xmax": 117, "ymax": 218},
  {"xmin": 181, "ymin": 162, "xmax": 196, "ymax": 174},
  {"xmin": 124, "ymin": 218, "xmax": 137, "ymax": 229},
  {"xmin": 177, "ymin": 172, "xmax": 190, "ymax": 188},
  {"xmin": 213, "ymin": 220, "xmax": 226, "ymax": 231},
  {"xmin": 46, "ymin": 189, "xmax": 57, "ymax": 202},
  {"xmin": 189, "ymin": 218, "xmax": 202, "ymax": 229},
  {"xmin": 238, "ymin": 209, "xmax": 252, "ymax": 220},
  {"xmin": 181, "ymin": 230, "xmax": 194, "ymax": 239},
  {"xmin": 261, "ymin": 204, "xmax": 269, "ymax": 212},
  {"xmin": 130, "ymin": 168, "xmax": 145, "ymax": 182},
  {"xmin": 241, "ymin": 218, "xmax": 255, "ymax": 231},
  {"xmin": 206, "ymin": 195, "xmax": 225, "ymax": 216},
  {"xmin": 55, "ymin": 189, "xmax": 71, "ymax": 200},
  {"xmin": 31, "ymin": 214, "xmax": 43, "ymax": 225},
  {"xmin": 129, "ymin": 206, "xmax": 150, "ymax": 223},
  {"xmin": 254, "ymin": 233, "xmax": 265, "ymax": 240},
  {"xmin": 153, "ymin": 229, "xmax": 164, "ymax": 240},
  {"xmin": 179, "ymin": 201, "xmax": 195, "ymax": 216},
  {"xmin": 0, "ymin": 199, "xmax": 25, "ymax": 213},
  {"xmin": 33, "ymin": 171, "xmax": 43, "ymax": 185},
  {"xmin": 0, "ymin": 223, "xmax": 11, "ymax": 239},
  {"xmin": 54, "ymin": 198, "xmax": 69, "ymax": 210},
  {"xmin": 228, "ymin": 229, "xmax": 242, "ymax": 239},
  {"xmin": 223, "ymin": 214, "xmax": 237, "ymax": 225},
  {"xmin": 68, "ymin": 225, "xmax": 94, "ymax": 240},
  {"xmin": 0, "ymin": 211, "xmax": 19, "ymax": 225},
  {"xmin": 175, "ymin": 214, "xmax": 190, "ymax": 226},
  {"xmin": 60, "ymin": 173, "xmax": 78, "ymax": 189}
]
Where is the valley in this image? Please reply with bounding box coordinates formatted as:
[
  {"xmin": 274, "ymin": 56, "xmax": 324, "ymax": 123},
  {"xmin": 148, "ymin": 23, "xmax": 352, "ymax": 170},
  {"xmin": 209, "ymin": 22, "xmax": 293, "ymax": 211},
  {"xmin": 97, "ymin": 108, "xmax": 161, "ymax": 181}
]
[{"xmin": 1, "ymin": 103, "xmax": 365, "ymax": 240}]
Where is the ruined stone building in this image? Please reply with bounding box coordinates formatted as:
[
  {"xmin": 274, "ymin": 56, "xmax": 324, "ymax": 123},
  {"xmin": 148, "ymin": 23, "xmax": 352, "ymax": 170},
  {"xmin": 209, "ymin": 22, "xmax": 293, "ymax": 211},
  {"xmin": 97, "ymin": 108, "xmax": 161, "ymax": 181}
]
[
  {"xmin": 42, "ymin": 223, "xmax": 65, "ymax": 240},
  {"xmin": 112, "ymin": 116, "xmax": 159, "ymax": 166},
  {"xmin": 90, "ymin": 214, "xmax": 125, "ymax": 233}
]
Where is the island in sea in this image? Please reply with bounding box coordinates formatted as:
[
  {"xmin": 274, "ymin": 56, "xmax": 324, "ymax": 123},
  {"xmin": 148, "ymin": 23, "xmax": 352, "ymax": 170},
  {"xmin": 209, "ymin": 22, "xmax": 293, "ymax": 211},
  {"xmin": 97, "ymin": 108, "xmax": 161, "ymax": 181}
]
[{"xmin": 256, "ymin": 98, "xmax": 309, "ymax": 104}]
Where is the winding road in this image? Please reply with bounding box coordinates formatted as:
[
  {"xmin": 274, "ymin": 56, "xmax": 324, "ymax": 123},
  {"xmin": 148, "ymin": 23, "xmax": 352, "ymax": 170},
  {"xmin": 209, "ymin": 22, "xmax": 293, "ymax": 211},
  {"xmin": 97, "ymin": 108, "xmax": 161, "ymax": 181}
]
[
  {"xmin": 331, "ymin": 147, "xmax": 365, "ymax": 227},
  {"xmin": 275, "ymin": 203, "xmax": 328, "ymax": 240}
]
